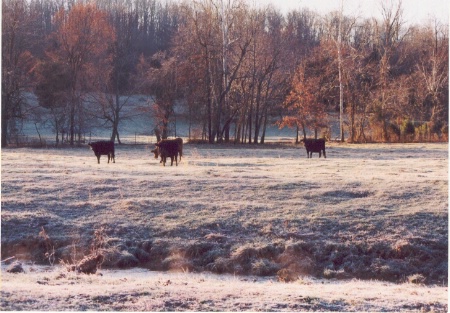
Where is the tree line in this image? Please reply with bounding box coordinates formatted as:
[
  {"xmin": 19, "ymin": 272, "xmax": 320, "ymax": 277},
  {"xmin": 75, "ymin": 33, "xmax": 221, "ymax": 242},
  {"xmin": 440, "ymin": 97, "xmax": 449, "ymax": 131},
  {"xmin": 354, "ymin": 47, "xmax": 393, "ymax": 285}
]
[{"xmin": 2, "ymin": 0, "xmax": 448, "ymax": 147}]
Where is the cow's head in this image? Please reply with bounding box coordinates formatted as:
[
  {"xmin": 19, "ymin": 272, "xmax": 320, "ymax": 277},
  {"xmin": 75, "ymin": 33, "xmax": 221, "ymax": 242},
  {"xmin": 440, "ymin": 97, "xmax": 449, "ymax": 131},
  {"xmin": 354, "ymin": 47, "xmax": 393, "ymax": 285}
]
[{"xmin": 151, "ymin": 146, "xmax": 160, "ymax": 159}]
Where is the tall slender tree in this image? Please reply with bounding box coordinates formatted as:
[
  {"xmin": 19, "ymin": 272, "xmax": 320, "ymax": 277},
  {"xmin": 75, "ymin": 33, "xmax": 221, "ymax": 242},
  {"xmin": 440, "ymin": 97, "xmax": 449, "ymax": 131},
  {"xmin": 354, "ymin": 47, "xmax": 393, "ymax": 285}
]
[{"xmin": 2, "ymin": 0, "xmax": 36, "ymax": 147}]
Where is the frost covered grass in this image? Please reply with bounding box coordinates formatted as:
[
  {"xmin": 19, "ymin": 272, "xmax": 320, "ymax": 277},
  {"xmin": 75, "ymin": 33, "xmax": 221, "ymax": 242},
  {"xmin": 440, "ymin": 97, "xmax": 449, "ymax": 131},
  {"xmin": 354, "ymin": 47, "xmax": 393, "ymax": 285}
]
[
  {"xmin": 1, "ymin": 264, "xmax": 448, "ymax": 311},
  {"xmin": 1, "ymin": 142, "xmax": 448, "ymax": 310}
]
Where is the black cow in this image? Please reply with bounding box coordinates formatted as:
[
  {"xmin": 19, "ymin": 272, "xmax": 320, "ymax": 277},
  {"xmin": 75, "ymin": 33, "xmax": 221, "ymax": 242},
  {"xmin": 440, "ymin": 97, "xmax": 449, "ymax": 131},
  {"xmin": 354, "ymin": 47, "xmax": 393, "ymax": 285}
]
[
  {"xmin": 151, "ymin": 138, "xmax": 183, "ymax": 164},
  {"xmin": 155, "ymin": 140, "xmax": 179, "ymax": 166},
  {"xmin": 88, "ymin": 141, "xmax": 115, "ymax": 164},
  {"xmin": 301, "ymin": 138, "xmax": 326, "ymax": 158}
]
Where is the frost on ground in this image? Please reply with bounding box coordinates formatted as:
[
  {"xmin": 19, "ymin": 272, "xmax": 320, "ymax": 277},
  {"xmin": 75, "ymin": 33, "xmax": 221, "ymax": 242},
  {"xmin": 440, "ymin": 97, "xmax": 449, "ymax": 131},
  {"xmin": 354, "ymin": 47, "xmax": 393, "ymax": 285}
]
[
  {"xmin": 1, "ymin": 142, "xmax": 448, "ymax": 310},
  {"xmin": 1, "ymin": 265, "xmax": 448, "ymax": 311}
]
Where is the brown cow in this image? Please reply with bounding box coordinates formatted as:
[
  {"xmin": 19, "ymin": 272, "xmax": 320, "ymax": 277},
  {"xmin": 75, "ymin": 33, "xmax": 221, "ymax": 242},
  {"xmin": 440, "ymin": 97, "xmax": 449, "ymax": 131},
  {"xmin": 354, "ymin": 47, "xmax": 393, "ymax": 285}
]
[
  {"xmin": 301, "ymin": 138, "xmax": 326, "ymax": 158},
  {"xmin": 155, "ymin": 140, "xmax": 179, "ymax": 166},
  {"xmin": 151, "ymin": 138, "xmax": 183, "ymax": 164},
  {"xmin": 88, "ymin": 141, "xmax": 115, "ymax": 164}
]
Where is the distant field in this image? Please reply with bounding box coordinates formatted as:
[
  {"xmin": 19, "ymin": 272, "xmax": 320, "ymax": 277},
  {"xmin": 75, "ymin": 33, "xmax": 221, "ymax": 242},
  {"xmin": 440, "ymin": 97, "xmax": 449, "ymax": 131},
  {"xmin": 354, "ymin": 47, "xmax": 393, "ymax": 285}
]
[{"xmin": 1, "ymin": 142, "xmax": 448, "ymax": 286}]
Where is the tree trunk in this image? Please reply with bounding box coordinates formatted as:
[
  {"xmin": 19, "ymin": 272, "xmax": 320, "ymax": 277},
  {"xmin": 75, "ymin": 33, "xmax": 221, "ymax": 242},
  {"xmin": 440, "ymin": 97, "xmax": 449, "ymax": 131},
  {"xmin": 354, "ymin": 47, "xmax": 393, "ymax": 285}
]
[
  {"xmin": 154, "ymin": 127, "xmax": 161, "ymax": 142},
  {"xmin": 1, "ymin": 102, "xmax": 8, "ymax": 148},
  {"xmin": 301, "ymin": 122, "xmax": 307, "ymax": 141},
  {"xmin": 111, "ymin": 93, "xmax": 120, "ymax": 143},
  {"xmin": 253, "ymin": 93, "xmax": 260, "ymax": 144},
  {"xmin": 69, "ymin": 100, "xmax": 75, "ymax": 145},
  {"xmin": 247, "ymin": 101, "xmax": 253, "ymax": 144},
  {"xmin": 206, "ymin": 52, "xmax": 213, "ymax": 143},
  {"xmin": 338, "ymin": 0, "xmax": 345, "ymax": 142},
  {"xmin": 260, "ymin": 109, "xmax": 268, "ymax": 144},
  {"xmin": 35, "ymin": 123, "xmax": 43, "ymax": 145}
]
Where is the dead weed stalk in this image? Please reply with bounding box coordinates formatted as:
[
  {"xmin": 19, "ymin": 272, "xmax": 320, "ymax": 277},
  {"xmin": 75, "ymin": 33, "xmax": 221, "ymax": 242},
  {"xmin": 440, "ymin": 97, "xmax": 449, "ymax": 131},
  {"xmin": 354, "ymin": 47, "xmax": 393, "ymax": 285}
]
[{"xmin": 38, "ymin": 227, "xmax": 55, "ymax": 266}]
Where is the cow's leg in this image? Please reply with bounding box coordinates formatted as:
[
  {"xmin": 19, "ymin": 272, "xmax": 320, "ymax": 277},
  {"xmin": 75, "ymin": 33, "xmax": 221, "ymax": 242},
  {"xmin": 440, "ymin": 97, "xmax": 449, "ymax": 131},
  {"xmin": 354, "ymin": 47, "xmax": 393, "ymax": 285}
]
[
  {"xmin": 97, "ymin": 155, "xmax": 100, "ymax": 164},
  {"xmin": 323, "ymin": 150, "xmax": 326, "ymax": 158},
  {"xmin": 319, "ymin": 151, "xmax": 322, "ymax": 158},
  {"xmin": 170, "ymin": 156, "xmax": 174, "ymax": 166},
  {"xmin": 107, "ymin": 154, "xmax": 110, "ymax": 163}
]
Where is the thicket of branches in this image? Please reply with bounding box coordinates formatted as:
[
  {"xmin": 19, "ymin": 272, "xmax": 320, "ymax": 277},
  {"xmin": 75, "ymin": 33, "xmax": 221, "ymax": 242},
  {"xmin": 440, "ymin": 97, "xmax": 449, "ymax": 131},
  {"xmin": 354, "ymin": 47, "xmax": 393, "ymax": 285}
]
[{"xmin": 2, "ymin": 0, "xmax": 448, "ymax": 146}]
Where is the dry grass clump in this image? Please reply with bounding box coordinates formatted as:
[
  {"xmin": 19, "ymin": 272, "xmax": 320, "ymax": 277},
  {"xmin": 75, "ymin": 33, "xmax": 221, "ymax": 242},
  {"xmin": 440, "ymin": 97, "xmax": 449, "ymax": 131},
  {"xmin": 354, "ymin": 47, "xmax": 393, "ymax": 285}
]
[
  {"xmin": 277, "ymin": 268, "xmax": 298, "ymax": 282},
  {"xmin": 158, "ymin": 241, "xmax": 219, "ymax": 272},
  {"xmin": 231, "ymin": 245, "xmax": 259, "ymax": 263},
  {"xmin": 231, "ymin": 242, "xmax": 283, "ymax": 261},
  {"xmin": 128, "ymin": 247, "xmax": 150, "ymax": 262},
  {"xmin": 228, "ymin": 243, "xmax": 283, "ymax": 275},
  {"xmin": 184, "ymin": 241, "xmax": 215, "ymax": 259},
  {"xmin": 115, "ymin": 251, "xmax": 139, "ymax": 269},
  {"xmin": 276, "ymin": 241, "xmax": 316, "ymax": 279},
  {"xmin": 251, "ymin": 258, "xmax": 279, "ymax": 276},
  {"xmin": 203, "ymin": 242, "xmax": 283, "ymax": 276},
  {"xmin": 369, "ymin": 258, "xmax": 409, "ymax": 281},
  {"xmin": 138, "ymin": 240, "xmax": 153, "ymax": 253},
  {"xmin": 407, "ymin": 273, "xmax": 426, "ymax": 284},
  {"xmin": 162, "ymin": 252, "xmax": 194, "ymax": 272},
  {"xmin": 146, "ymin": 239, "xmax": 170, "ymax": 270},
  {"xmin": 204, "ymin": 233, "xmax": 228, "ymax": 243},
  {"xmin": 323, "ymin": 268, "xmax": 348, "ymax": 279},
  {"xmin": 68, "ymin": 254, "xmax": 104, "ymax": 274},
  {"xmin": 206, "ymin": 256, "xmax": 232, "ymax": 274}
]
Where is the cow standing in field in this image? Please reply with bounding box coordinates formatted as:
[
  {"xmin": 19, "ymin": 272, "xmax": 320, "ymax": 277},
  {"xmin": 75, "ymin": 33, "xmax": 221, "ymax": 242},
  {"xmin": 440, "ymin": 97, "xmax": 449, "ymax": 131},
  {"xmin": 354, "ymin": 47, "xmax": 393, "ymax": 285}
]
[
  {"xmin": 155, "ymin": 140, "xmax": 179, "ymax": 166},
  {"xmin": 151, "ymin": 138, "xmax": 183, "ymax": 165},
  {"xmin": 301, "ymin": 138, "xmax": 326, "ymax": 158},
  {"xmin": 88, "ymin": 141, "xmax": 115, "ymax": 164}
]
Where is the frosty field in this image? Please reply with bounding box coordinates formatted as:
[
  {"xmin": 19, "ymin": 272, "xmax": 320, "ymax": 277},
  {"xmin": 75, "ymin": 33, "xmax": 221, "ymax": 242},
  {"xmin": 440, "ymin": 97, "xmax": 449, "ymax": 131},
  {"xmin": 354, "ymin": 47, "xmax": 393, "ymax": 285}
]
[
  {"xmin": 1, "ymin": 265, "xmax": 447, "ymax": 311},
  {"xmin": 1, "ymin": 142, "xmax": 448, "ymax": 311}
]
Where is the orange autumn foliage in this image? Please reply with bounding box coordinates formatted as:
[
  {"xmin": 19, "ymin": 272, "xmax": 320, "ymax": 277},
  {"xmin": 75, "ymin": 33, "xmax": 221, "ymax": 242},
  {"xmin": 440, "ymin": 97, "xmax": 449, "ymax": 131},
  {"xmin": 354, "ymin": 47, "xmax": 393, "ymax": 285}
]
[{"xmin": 280, "ymin": 62, "xmax": 327, "ymax": 134}]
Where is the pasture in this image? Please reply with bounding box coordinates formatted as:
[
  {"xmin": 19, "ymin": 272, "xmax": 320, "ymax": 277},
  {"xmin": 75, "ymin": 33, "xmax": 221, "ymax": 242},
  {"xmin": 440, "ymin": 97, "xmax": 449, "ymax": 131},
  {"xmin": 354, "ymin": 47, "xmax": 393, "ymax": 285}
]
[{"xmin": 1, "ymin": 142, "xmax": 448, "ymax": 310}]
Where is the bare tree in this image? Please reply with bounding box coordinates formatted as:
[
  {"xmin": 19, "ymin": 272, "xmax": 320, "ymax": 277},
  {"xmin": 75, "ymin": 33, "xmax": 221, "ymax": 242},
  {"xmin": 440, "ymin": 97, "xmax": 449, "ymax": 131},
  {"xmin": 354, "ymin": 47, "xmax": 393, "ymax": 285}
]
[
  {"xmin": 134, "ymin": 52, "xmax": 180, "ymax": 139},
  {"xmin": 416, "ymin": 19, "xmax": 449, "ymax": 137},
  {"xmin": 2, "ymin": 0, "xmax": 37, "ymax": 147},
  {"xmin": 372, "ymin": 0, "xmax": 408, "ymax": 141},
  {"xmin": 322, "ymin": 1, "xmax": 358, "ymax": 142}
]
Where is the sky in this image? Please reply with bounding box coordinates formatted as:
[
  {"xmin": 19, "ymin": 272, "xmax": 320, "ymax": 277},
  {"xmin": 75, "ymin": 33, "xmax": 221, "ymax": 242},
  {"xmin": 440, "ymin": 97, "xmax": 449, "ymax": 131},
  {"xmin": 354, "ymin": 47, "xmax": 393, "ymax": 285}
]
[{"xmin": 250, "ymin": 0, "xmax": 449, "ymax": 25}]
